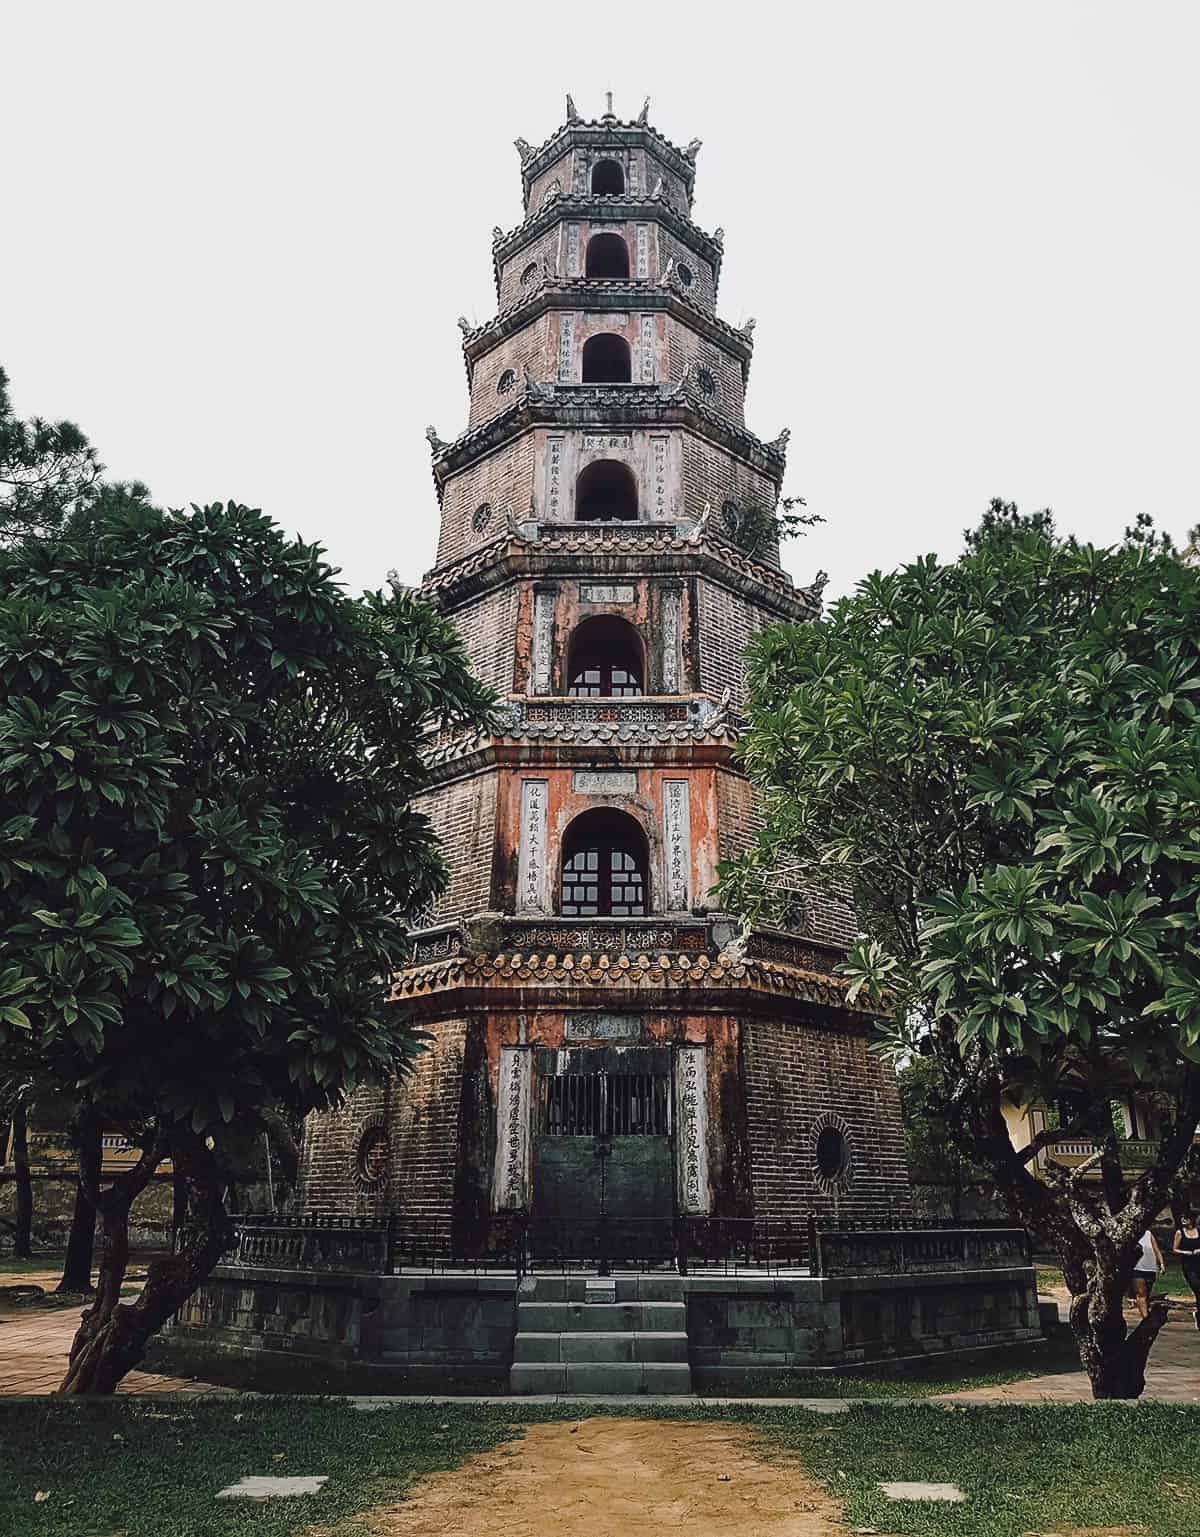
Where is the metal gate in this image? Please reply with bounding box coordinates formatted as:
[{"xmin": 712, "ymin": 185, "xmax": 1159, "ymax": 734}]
[{"xmin": 530, "ymin": 1045, "xmax": 675, "ymax": 1264}]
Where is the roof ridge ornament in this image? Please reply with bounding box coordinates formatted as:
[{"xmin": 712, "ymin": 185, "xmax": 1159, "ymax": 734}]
[
  {"xmin": 602, "ymin": 90, "xmax": 616, "ymax": 123},
  {"xmin": 456, "ymin": 316, "xmax": 472, "ymax": 336},
  {"xmin": 769, "ymin": 427, "xmax": 791, "ymax": 456},
  {"xmin": 638, "ymin": 97, "xmax": 651, "ymax": 126},
  {"xmin": 566, "ymin": 94, "xmax": 580, "ymax": 123},
  {"xmin": 425, "ymin": 425, "xmax": 450, "ymax": 455},
  {"xmin": 685, "ymin": 138, "xmax": 702, "ymax": 162},
  {"xmin": 688, "ymin": 501, "xmax": 713, "ymax": 545},
  {"xmin": 514, "ymin": 138, "xmax": 534, "ymax": 163}
]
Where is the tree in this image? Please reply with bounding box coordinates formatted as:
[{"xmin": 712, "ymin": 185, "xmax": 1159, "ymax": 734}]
[
  {"xmin": 0, "ymin": 497, "xmax": 493, "ymax": 1392},
  {"xmin": 725, "ymin": 502, "xmax": 1200, "ymax": 1399},
  {"xmin": 896, "ymin": 1057, "xmax": 995, "ymax": 1221}
]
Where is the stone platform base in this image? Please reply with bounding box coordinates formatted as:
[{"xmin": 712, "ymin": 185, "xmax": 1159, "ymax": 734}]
[{"xmin": 150, "ymin": 1260, "xmax": 1043, "ymax": 1395}]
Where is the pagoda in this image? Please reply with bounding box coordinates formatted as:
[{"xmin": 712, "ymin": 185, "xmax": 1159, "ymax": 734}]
[{"xmin": 300, "ymin": 96, "xmax": 911, "ymax": 1252}]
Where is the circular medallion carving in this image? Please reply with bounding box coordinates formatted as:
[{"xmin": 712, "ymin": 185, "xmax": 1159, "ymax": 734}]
[
  {"xmin": 520, "ymin": 261, "xmax": 539, "ymax": 287},
  {"xmin": 721, "ymin": 499, "xmax": 740, "ymax": 535},
  {"xmin": 472, "ymin": 502, "xmax": 493, "ymax": 533},
  {"xmin": 351, "ymin": 1118, "xmax": 389, "ymax": 1191},
  {"xmin": 677, "ymin": 262, "xmax": 694, "ymax": 288},
  {"xmin": 812, "ymin": 1114, "xmax": 852, "ymax": 1193},
  {"xmin": 698, "ymin": 367, "xmax": 717, "ymax": 398},
  {"xmin": 497, "ymin": 368, "xmax": 516, "ymax": 395}
]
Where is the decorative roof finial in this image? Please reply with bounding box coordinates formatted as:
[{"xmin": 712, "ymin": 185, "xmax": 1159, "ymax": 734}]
[
  {"xmin": 603, "ymin": 91, "xmax": 616, "ymax": 122},
  {"xmin": 425, "ymin": 425, "xmax": 450, "ymax": 455},
  {"xmin": 638, "ymin": 97, "xmax": 651, "ymax": 126},
  {"xmin": 565, "ymin": 94, "xmax": 580, "ymax": 123},
  {"xmin": 456, "ymin": 316, "xmax": 471, "ymax": 336},
  {"xmin": 514, "ymin": 137, "xmax": 533, "ymax": 163},
  {"xmin": 685, "ymin": 138, "xmax": 702, "ymax": 162}
]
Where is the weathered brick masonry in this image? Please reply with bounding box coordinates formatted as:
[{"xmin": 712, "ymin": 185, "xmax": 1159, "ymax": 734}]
[{"xmin": 301, "ymin": 98, "xmax": 911, "ymax": 1239}]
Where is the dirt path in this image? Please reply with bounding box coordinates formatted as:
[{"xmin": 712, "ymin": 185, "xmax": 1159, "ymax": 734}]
[{"xmin": 365, "ymin": 1417, "xmax": 849, "ymax": 1537}]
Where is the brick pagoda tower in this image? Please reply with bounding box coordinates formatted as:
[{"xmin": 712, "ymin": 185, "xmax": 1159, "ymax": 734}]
[{"xmin": 301, "ymin": 97, "xmax": 911, "ymax": 1252}]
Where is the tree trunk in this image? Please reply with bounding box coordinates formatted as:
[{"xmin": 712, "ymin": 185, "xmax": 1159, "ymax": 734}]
[
  {"xmin": 57, "ymin": 1126, "xmax": 231, "ymax": 1395},
  {"xmin": 1068, "ymin": 1287, "xmax": 1170, "ymax": 1400},
  {"xmin": 11, "ymin": 1104, "xmax": 33, "ymax": 1260},
  {"xmin": 57, "ymin": 1122, "xmax": 102, "ymax": 1294}
]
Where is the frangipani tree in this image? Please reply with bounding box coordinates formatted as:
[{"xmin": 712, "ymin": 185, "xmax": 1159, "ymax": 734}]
[
  {"xmin": 724, "ymin": 504, "xmax": 1200, "ymax": 1398},
  {"xmin": 0, "ymin": 497, "xmax": 493, "ymax": 1392}
]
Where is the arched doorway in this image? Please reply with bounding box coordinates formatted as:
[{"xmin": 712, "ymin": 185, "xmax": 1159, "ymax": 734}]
[
  {"xmin": 585, "ymin": 232, "xmax": 630, "ymax": 279},
  {"xmin": 581, "ymin": 333, "xmax": 632, "ymax": 384},
  {"xmin": 567, "ymin": 616, "xmax": 644, "ymax": 698},
  {"xmin": 591, "ymin": 159, "xmax": 625, "ymax": 195},
  {"xmin": 575, "ymin": 460, "xmax": 638, "ymax": 522}
]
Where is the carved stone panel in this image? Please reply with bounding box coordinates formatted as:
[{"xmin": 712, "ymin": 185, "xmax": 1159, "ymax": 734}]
[
  {"xmin": 531, "ymin": 588, "xmax": 555, "ymax": 695},
  {"xmin": 674, "ymin": 1045, "xmax": 710, "ymax": 1214},
  {"xmin": 494, "ymin": 1047, "xmax": 532, "ymax": 1210},
  {"xmin": 545, "ymin": 436, "xmax": 565, "ymax": 521},
  {"xmin": 636, "ymin": 224, "xmax": 649, "ymax": 280},
  {"xmin": 567, "ymin": 223, "xmax": 580, "ymax": 278},
  {"xmin": 660, "ymin": 587, "xmax": 681, "ymax": 693},
  {"xmin": 558, "ymin": 312, "xmax": 575, "ymax": 380},
  {"xmin": 639, "ymin": 315, "xmax": 656, "ymax": 382},
  {"xmin": 663, "ymin": 779, "xmax": 691, "ymax": 912},
  {"xmin": 580, "ymin": 584, "xmax": 635, "ymax": 605},
  {"xmin": 564, "ymin": 1013, "xmax": 644, "ymax": 1042},
  {"xmin": 517, "ymin": 780, "xmax": 550, "ymax": 914},
  {"xmin": 572, "ymin": 770, "xmax": 638, "ymax": 795},
  {"xmin": 651, "ymin": 435, "xmax": 670, "ymax": 521}
]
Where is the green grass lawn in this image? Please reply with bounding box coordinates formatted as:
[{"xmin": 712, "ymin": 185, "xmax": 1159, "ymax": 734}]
[
  {"xmin": 755, "ymin": 1400, "xmax": 1200, "ymax": 1536},
  {"xmin": 2, "ymin": 1399, "xmax": 1198, "ymax": 1537}
]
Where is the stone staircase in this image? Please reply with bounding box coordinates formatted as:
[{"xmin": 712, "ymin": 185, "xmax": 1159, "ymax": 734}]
[{"xmin": 510, "ymin": 1274, "xmax": 692, "ymax": 1394}]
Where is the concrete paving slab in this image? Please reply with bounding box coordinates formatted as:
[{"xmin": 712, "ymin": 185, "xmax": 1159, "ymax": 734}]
[
  {"xmin": 216, "ymin": 1475, "xmax": 328, "ymax": 1499},
  {"xmin": 880, "ymin": 1480, "xmax": 966, "ymax": 1502}
]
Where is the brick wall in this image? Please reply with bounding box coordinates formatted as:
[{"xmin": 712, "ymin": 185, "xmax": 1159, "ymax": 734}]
[
  {"xmin": 681, "ymin": 435, "xmax": 780, "ymax": 560},
  {"xmin": 445, "ymin": 584, "xmax": 519, "ymax": 692},
  {"xmin": 741, "ymin": 1017, "xmax": 912, "ymax": 1222},
  {"xmin": 467, "ymin": 314, "xmax": 556, "ymax": 429},
  {"xmin": 300, "ymin": 1022, "xmax": 470, "ymax": 1221},
  {"xmin": 693, "ymin": 576, "xmax": 776, "ymax": 708},
  {"xmin": 497, "ymin": 229, "xmax": 562, "ymax": 308},
  {"xmin": 438, "ymin": 435, "xmax": 536, "ymax": 565},
  {"xmin": 415, "ymin": 771, "xmax": 499, "ymax": 923},
  {"xmin": 667, "ymin": 327, "xmax": 745, "ymax": 424},
  {"xmin": 657, "ymin": 229, "xmax": 716, "ymax": 311}
]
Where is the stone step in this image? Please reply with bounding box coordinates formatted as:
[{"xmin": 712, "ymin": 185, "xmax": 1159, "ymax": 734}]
[
  {"xmin": 510, "ymin": 1361, "xmax": 693, "ymax": 1396},
  {"xmin": 521, "ymin": 1275, "xmax": 684, "ymax": 1304},
  {"xmin": 516, "ymin": 1301, "xmax": 685, "ymax": 1333},
  {"xmin": 513, "ymin": 1330, "xmax": 690, "ymax": 1364}
]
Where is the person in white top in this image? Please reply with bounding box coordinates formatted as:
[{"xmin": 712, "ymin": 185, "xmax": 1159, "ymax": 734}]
[{"xmin": 1131, "ymin": 1228, "xmax": 1165, "ymax": 1318}]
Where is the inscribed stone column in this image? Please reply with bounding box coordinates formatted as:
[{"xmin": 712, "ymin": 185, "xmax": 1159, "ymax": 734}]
[
  {"xmin": 674, "ymin": 1046, "xmax": 711, "ymax": 1213},
  {"xmin": 516, "ymin": 779, "xmax": 549, "ymax": 913},
  {"xmin": 493, "ymin": 1047, "xmax": 532, "ymax": 1210},
  {"xmin": 663, "ymin": 780, "xmax": 691, "ymax": 912}
]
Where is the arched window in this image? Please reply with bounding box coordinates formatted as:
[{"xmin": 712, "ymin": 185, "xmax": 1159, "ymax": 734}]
[
  {"xmin": 581, "ymin": 333, "xmax": 632, "ymax": 384},
  {"xmin": 591, "ymin": 159, "xmax": 625, "ymax": 195},
  {"xmin": 567, "ymin": 616, "xmax": 644, "ymax": 698},
  {"xmin": 585, "ymin": 232, "xmax": 630, "ymax": 280},
  {"xmin": 560, "ymin": 809, "xmax": 649, "ymax": 917},
  {"xmin": 575, "ymin": 460, "xmax": 638, "ymax": 522}
]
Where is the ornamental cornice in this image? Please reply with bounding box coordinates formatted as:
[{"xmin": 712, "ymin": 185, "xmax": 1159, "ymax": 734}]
[
  {"xmin": 462, "ymin": 284, "xmax": 752, "ymax": 380},
  {"xmin": 518, "ymin": 120, "xmax": 698, "ymax": 203},
  {"xmin": 417, "ymin": 527, "xmax": 819, "ymax": 621},
  {"xmin": 490, "ymin": 195, "xmax": 723, "ymax": 301},
  {"xmin": 429, "ymin": 386, "xmax": 784, "ymax": 499},
  {"xmin": 418, "ymin": 692, "xmax": 744, "ymax": 778},
  {"xmin": 391, "ymin": 948, "xmax": 876, "ymax": 1023}
]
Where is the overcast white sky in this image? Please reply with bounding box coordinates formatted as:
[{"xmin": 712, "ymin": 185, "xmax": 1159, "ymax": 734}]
[{"xmin": 3, "ymin": 2, "xmax": 1197, "ymax": 599}]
